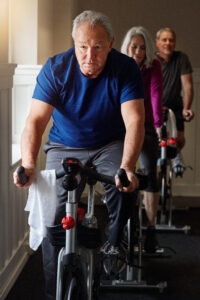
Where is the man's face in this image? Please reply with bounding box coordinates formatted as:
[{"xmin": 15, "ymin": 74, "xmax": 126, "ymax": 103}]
[
  {"xmin": 156, "ymin": 30, "xmax": 175, "ymax": 59},
  {"xmin": 74, "ymin": 21, "xmax": 113, "ymax": 78}
]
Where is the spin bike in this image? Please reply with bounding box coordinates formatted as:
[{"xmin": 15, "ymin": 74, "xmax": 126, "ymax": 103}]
[
  {"xmin": 156, "ymin": 107, "xmax": 190, "ymax": 233},
  {"xmin": 55, "ymin": 158, "xmax": 167, "ymax": 298},
  {"xmin": 16, "ymin": 159, "xmax": 166, "ymax": 299},
  {"xmin": 54, "ymin": 157, "xmax": 149, "ymax": 299}
]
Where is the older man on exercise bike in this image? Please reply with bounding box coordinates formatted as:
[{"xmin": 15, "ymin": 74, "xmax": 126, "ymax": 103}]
[
  {"xmin": 156, "ymin": 27, "xmax": 194, "ymax": 176},
  {"xmin": 13, "ymin": 10, "xmax": 145, "ymax": 300}
]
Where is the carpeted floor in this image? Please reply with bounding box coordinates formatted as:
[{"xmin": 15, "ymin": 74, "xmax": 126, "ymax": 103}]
[{"xmin": 5, "ymin": 205, "xmax": 200, "ymax": 300}]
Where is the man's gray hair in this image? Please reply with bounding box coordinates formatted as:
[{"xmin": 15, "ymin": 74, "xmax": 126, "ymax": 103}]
[
  {"xmin": 121, "ymin": 26, "xmax": 154, "ymax": 68},
  {"xmin": 156, "ymin": 27, "xmax": 176, "ymax": 41},
  {"xmin": 72, "ymin": 10, "xmax": 113, "ymax": 42}
]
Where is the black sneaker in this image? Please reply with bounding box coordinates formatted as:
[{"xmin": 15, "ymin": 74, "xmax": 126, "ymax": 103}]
[
  {"xmin": 100, "ymin": 241, "xmax": 127, "ymax": 275},
  {"xmin": 144, "ymin": 226, "xmax": 160, "ymax": 253}
]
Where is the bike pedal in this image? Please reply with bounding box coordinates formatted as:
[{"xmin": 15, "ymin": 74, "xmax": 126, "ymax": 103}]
[{"xmin": 142, "ymin": 247, "xmax": 165, "ymax": 257}]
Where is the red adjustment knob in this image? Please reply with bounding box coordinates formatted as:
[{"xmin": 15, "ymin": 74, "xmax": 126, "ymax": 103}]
[
  {"xmin": 77, "ymin": 207, "xmax": 85, "ymax": 221},
  {"xmin": 168, "ymin": 138, "xmax": 176, "ymax": 145},
  {"xmin": 160, "ymin": 140, "xmax": 167, "ymax": 147},
  {"xmin": 62, "ymin": 216, "xmax": 76, "ymax": 230}
]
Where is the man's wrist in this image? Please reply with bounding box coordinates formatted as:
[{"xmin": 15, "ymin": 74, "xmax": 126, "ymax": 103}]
[
  {"xmin": 21, "ymin": 161, "xmax": 36, "ymax": 169},
  {"xmin": 120, "ymin": 165, "xmax": 136, "ymax": 173}
]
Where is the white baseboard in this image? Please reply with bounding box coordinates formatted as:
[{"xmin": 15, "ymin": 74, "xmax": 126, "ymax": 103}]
[
  {"xmin": 0, "ymin": 233, "xmax": 33, "ymax": 300},
  {"xmin": 173, "ymin": 184, "xmax": 200, "ymax": 197},
  {"xmin": 173, "ymin": 196, "xmax": 200, "ymax": 208}
]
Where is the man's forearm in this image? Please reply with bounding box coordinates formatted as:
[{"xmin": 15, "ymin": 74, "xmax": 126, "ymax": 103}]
[
  {"xmin": 14, "ymin": 100, "xmax": 53, "ymax": 187},
  {"xmin": 183, "ymin": 90, "xmax": 193, "ymax": 110},
  {"xmin": 181, "ymin": 73, "xmax": 194, "ymax": 110},
  {"xmin": 121, "ymin": 121, "xmax": 145, "ymax": 172},
  {"xmin": 21, "ymin": 121, "xmax": 43, "ymax": 168}
]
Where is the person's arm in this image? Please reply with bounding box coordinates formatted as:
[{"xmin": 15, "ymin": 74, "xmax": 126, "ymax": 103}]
[
  {"xmin": 13, "ymin": 99, "xmax": 54, "ymax": 187},
  {"xmin": 181, "ymin": 73, "xmax": 194, "ymax": 121},
  {"xmin": 150, "ymin": 59, "xmax": 163, "ymax": 140},
  {"xmin": 116, "ymin": 99, "xmax": 145, "ymax": 192}
]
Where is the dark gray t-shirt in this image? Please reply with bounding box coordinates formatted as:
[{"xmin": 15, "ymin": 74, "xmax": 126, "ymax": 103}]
[{"xmin": 157, "ymin": 51, "xmax": 193, "ymax": 112}]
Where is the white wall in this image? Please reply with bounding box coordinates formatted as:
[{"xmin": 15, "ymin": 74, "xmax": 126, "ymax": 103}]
[
  {"xmin": 0, "ymin": 64, "xmax": 42, "ymax": 300},
  {"xmin": 57, "ymin": 0, "xmax": 200, "ymax": 68},
  {"xmin": 0, "ymin": 0, "xmax": 9, "ymax": 63},
  {"xmin": 0, "ymin": 64, "xmax": 30, "ymax": 300},
  {"xmin": 53, "ymin": 0, "xmax": 76, "ymax": 56},
  {"xmin": 38, "ymin": 0, "xmax": 54, "ymax": 64},
  {"xmin": 9, "ymin": 0, "xmax": 38, "ymax": 64},
  {"xmin": 173, "ymin": 68, "xmax": 200, "ymax": 196},
  {"xmin": 0, "ymin": 1, "xmax": 54, "ymax": 298}
]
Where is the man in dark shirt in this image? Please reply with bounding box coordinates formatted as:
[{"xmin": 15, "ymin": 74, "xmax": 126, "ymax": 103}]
[{"xmin": 156, "ymin": 27, "xmax": 194, "ymax": 175}]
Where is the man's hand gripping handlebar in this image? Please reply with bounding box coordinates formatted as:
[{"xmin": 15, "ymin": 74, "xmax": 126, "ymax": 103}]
[{"xmin": 13, "ymin": 166, "xmax": 35, "ymax": 188}]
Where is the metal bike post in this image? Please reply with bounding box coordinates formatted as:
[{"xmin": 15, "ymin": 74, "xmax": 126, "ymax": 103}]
[
  {"xmin": 81, "ymin": 184, "xmax": 97, "ymax": 300},
  {"xmin": 160, "ymin": 144, "xmax": 167, "ymax": 224},
  {"xmin": 56, "ymin": 189, "xmax": 77, "ymax": 300},
  {"xmin": 87, "ymin": 250, "xmax": 94, "ymax": 300},
  {"xmin": 126, "ymin": 218, "xmax": 133, "ymax": 280},
  {"xmin": 168, "ymin": 167, "xmax": 173, "ymax": 227},
  {"xmin": 56, "ymin": 248, "xmax": 65, "ymax": 300},
  {"xmin": 65, "ymin": 190, "xmax": 77, "ymax": 254},
  {"xmin": 137, "ymin": 192, "xmax": 143, "ymax": 283}
]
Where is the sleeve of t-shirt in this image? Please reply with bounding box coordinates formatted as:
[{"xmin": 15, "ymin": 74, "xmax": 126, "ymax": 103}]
[
  {"xmin": 120, "ymin": 59, "xmax": 144, "ymax": 103},
  {"xmin": 180, "ymin": 52, "xmax": 193, "ymax": 75},
  {"xmin": 32, "ymin": 58, "xmax": 58, "ymax": 107}
]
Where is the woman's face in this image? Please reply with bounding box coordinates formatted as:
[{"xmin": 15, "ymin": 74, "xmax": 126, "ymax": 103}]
[{"xmin": 127, "ymin": 35, "xmax": 146, "ymax": 67}]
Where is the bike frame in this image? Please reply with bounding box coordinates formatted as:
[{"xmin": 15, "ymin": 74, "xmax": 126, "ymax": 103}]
[
  {"xmin": 156, "ymin": 108, "xmax": 190, "ymax": 233},
  {"xmin": 56, "ymin": 189, "xmax": 78, "ymax": 300}
]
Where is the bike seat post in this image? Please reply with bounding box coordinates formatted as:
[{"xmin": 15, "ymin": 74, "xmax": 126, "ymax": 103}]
[
  {"xmin": 61, "ymin": 158, "xmax": 83, "ymax": 254},
  {"xmin": 65, "ymin": 189, "xmax": 77, "ymax": 254}
]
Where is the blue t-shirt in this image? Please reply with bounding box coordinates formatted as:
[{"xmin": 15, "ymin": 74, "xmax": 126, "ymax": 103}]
[{"xmin": 33, "ymin": 48, "xmax": 144, "ymax": 148}]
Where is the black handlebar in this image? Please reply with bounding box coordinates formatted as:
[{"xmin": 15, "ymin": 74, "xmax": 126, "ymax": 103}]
[
  {"xmin": 58, "ymin": 158, "xmax": 147, "ymax": 190},
  {"xmin": 16, "ymin": 166, "xmax": 29, "ymax": 185},
  {"xmin": 16, "ymin": 158, "xmax": 147, "ymax": 191},
  {"xmin": 117, "ymin": 168, "xmax": 130, "ymax": 187}
]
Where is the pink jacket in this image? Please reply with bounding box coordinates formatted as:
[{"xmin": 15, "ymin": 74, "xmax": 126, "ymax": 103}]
[{"xmin": 141, "ymin": 58, "xmax": 163, "ymax": 128}]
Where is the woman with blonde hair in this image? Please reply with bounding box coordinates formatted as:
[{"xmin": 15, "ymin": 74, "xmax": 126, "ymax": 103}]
[{"xmin": 121, "ymin": 26, "xmax": 163, "ymax": 253}]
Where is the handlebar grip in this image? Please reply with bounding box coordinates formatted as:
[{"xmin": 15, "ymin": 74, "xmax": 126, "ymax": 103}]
[
  {"xmin": 16, "ymin": 166, "xmax": 29, "ymax": 185},
  {"xmin": 117, "ymin": 168, "xmax": 148, "ymax": 190},
  {"xmin": 183, "ymin": 112, "xmax": 190, "ymax": 122},
  {"xmin": 117, "ymin": 168, "xmax": 130, "ymax": 187}
]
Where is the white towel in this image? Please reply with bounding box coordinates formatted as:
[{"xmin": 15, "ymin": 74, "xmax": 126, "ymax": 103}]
[{"xmin": 25, "ymin": 170, "xmax": 57, "ymax": 250}]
